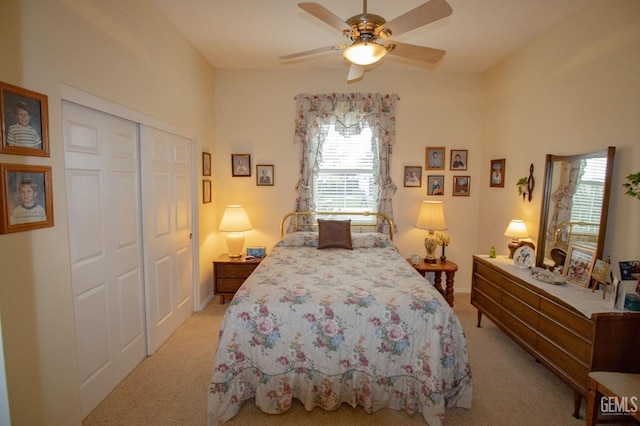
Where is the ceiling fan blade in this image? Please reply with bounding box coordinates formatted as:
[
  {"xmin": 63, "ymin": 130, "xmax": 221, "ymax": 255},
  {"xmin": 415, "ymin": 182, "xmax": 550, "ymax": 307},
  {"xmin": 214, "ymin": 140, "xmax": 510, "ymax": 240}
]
[
  {"xmin": 280, "ymin": 45, "xmax": 344, "ymax": 60},
  {"xmin": 347, "ymin": 64, "xmax": 365, "ymax": 82},
  {"xmin": 378, "ymin": 0, "xmax": 452, "ymax": 37},
  {"xmin": 298, "ymin": 2, "xmax": 349, "ymax": 32},
  {"xmin": 385, "ymin": 41, "xmax": 446, "ymax": 63}
]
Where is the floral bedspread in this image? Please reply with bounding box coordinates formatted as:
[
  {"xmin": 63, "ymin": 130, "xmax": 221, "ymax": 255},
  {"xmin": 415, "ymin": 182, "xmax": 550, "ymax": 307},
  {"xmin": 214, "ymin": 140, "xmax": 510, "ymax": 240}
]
[{"xmin": 208, "ymin": 233, "xmax": 472, "ymax": 425}]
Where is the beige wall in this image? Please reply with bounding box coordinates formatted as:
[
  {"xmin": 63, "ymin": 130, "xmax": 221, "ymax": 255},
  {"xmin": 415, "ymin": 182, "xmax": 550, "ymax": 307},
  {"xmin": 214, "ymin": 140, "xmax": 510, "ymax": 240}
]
[
  {"xmin": 213, "ymin": 69, "xmax": 484, "ymax": 289},
  {"xmin": 479, "ymin": 0, "xmax": 640, "ymax": 274},
  {"xmin": 1, "ymin": 0, "xmax": 639, "ymax": 424},
  {"xmin": 0, "ymin": 0, "xmax": 217, "ymax": 424}
]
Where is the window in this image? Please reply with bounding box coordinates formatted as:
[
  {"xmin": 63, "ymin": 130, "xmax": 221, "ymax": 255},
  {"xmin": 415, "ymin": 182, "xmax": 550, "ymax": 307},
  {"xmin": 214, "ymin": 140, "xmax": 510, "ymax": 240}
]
[
  {"xmin": 570, "ymin": 157, "xmax": 606, "ymax": 234},
  {"xmin": 313, "ymin": 124, "xmax": 377, "ymax": 224}
]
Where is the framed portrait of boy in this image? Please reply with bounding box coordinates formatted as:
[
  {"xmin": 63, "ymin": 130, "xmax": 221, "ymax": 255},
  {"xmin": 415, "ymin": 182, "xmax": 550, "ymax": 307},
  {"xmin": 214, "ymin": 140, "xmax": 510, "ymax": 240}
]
[
  {"xmin": 231, "ymin": 154, "xmax": 251, "ymax": 177},
  {"xmin": 256, "ymin": 164, "xmax": 274, "ymax": 186},
  {"xmin": 425, "ymin": 147, "xmax": 445, "ymax": 170},
  {"xmin": 404, "ymin": 166, "xmax": 422, "ymax": 187},
  {"xmin": 0, "ymin": 82, "xmax": 50, "ymax": 157},
  {"xmin": 490, "ymin": 159, "xmax": 505, "ymax": 188},
  {"xmin": 0, "ymin": 163, "xmax": 54, "ymax": 233},
  {"xmin": 427, "ymin": 175, "xmax": 444, "ymax": 196},
  {"xmin": 450, "ymin": 150, "xmax": 468, "ymax": 171}
]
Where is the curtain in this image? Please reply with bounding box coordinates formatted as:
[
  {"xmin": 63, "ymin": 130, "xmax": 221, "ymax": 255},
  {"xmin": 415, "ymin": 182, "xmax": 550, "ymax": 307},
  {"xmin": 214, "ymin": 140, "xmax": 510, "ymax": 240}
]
[
  {"xmin": 290, "ymin": 93, "xmax": 398, "ymax": 234},
  {"xmin": 546, "ymin": 159, "xmax": 586, "ymax": 250}
]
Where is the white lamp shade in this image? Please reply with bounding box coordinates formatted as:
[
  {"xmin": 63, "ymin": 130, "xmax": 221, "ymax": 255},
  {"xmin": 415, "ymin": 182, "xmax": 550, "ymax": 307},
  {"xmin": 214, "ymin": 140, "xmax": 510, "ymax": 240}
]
[
  {"xmin": 218, "ymin": 205, "xmax": 253, "ymax": 232},
  {"xmin": 343, "ymin": 41, "xmax": 387, "ymax": 66},
  {"xmin": 504, "ymin": 220, "xmax": 528, "ymax": 239},
  {"xmin": 414, "ymin": 201, "xmax": 448, "ymax": 232},
  {"xmin": 219, "ymin": 205, "xmax": 253, "ymax": 258}
]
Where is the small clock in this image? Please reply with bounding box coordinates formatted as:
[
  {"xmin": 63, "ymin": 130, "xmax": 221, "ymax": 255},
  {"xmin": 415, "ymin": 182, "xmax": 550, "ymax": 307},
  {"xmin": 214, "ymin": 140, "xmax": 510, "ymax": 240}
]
[{"xmin": 410, "ymin": 254, "xmax": 421, "ymax": 265}]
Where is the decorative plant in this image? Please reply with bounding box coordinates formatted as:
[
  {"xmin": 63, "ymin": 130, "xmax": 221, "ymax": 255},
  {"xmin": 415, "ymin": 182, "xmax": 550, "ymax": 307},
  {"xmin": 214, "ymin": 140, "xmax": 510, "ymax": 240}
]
[
  {"xmin": 623, "ymin": 172, "xmax": 640, "ymax": 200},
  {"xmin": 516, "ymin": 177, "xmax": 528, "ymax": 200}
]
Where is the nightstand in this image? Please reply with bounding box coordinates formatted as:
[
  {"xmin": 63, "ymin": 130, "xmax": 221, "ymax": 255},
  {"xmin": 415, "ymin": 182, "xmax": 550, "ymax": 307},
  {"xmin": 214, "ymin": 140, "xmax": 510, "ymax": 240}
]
[
  {"xmin": 213, "ymin": 254, "xmax": 263, "ymax": 304},
  {"xmin": 408, "ymin": 258, "xmax": 458, "ymax": 307}
]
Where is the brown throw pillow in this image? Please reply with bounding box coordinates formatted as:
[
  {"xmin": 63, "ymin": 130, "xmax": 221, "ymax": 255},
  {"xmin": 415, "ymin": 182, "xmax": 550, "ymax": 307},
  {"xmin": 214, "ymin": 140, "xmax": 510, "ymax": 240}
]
[{"xmin": 317, "ymin": 219, "xmax": 353, "ymax": 249}]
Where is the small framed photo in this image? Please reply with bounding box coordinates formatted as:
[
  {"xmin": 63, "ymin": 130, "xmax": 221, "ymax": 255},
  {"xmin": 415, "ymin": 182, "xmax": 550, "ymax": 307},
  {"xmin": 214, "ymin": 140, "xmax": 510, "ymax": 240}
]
[
  {"xmin": 404, "ymin": 166, "xmax": 422, "ymax": 187},
  {"xmin": 256, "ymin": 164, "xmax": 274, "ymax": 186},
  {"xmin": 427, "ymin": 175, "xmax": 444, "ymax": 196},
  {"xmin": 425, "ymin": 147, "xmax": 445, "ymax": 170},
  {"xmin": 203, "ymin": 180, "xmax": 211, "ymax": 204},
  {"xmin": 1, "ymin": 81, "xmax": 49, "ymax": 157},
  {"xmin": 452, "ymin": 176, "xmax": 471, "ymax": 196},
  {"xmin": 231, "ymin": 154, "xmax": 251, "ymax": 177},
  {"xmin": 450, "ymin": 150, "xmax": 468, "ymax": 171},
  {"xmin": 563, "ymin": 244, "xmax": 596, "ymax": 287},
  {"xmin": 0, "ymin": 163, "xmax": 54, "ymax": 233},
  {"xmin": 618, "ymin": 260, "xmax": 640, "ymax": 280},
  {"xmin": 202, "ymin": 152, "xmax": 211, "ymax": 176},
  {"xmin": 490, "ymin": 159, "xmax": 506, "ymax": 188}
]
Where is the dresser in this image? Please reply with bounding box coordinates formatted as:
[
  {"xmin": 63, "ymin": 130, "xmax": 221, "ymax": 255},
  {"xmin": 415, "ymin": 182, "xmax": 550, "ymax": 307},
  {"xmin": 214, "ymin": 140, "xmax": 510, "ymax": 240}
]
[{"xmin": 471, "ymin": 255, "xmax": 640, "ymax": 418}]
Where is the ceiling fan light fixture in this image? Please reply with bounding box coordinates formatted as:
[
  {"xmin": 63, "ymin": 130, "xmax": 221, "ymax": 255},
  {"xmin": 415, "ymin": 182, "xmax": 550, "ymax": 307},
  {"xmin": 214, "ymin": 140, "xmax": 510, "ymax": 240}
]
[{"xmin": 343, "ymin": 41, "xmax": 387, "ymax": 66}]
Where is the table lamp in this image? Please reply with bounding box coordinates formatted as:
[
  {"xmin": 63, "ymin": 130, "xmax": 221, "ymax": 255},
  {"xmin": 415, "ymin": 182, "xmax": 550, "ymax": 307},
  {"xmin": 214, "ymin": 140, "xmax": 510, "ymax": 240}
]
[
  {"xmin": 414, "ymin": 201, "xmax": 448, "ymax": 263},
  {"xmin": 218, "ymin": 205, "xmax": 253, "ymax": 258},
  {"xmin": 504, "ymin": 219, "xmax": 529, "ymax": 259}
]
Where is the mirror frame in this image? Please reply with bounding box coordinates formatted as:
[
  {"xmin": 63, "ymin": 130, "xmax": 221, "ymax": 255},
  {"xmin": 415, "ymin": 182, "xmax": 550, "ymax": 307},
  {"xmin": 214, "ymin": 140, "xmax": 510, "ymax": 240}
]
[{"xmin": 536, "ymin": 146, "xmax": 615, "ymax": 267}]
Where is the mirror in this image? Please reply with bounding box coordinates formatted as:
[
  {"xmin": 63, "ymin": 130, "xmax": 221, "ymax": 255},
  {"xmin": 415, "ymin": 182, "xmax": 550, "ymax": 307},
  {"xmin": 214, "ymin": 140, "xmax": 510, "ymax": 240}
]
[{"xmin": 536, "ymin": 146, "xmax": 615, "ymax": 268}]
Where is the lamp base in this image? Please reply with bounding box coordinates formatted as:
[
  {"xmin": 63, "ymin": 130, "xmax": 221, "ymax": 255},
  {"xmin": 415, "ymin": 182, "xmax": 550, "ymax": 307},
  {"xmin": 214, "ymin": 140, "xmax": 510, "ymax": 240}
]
[
  {"xmin": 508, "ymin": 240, "xmax": 518, "ymax": 259},
  {"xmin": 226, "ymin": 232, "xmax": 245, "ymax": 259},
  {"xmin": 424, "ymin": 256, "xmax": 437, "ymax": 264}
]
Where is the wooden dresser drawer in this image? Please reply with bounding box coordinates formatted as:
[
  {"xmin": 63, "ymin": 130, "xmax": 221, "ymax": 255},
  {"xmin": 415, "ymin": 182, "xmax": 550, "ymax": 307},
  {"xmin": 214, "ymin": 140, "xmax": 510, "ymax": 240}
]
[
  {"xmin": 538, "ymin": 314, "xmax": 592, "ymax": 363},
  {"xmin": 539, "ymin": 296, "xmax": 593, "ymax": 339}
]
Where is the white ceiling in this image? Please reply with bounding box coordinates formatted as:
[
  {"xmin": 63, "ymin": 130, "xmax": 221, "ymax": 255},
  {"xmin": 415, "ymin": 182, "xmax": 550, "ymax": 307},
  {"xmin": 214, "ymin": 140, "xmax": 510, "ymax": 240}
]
[{"xmin": 150, "ymin": 0, "xmax": 589, "ymax": 73}]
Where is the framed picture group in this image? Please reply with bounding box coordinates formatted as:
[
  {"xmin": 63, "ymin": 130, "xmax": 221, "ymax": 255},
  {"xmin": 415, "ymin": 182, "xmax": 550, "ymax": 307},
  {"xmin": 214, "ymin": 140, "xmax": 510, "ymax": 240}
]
[
  {"xmin": 0, "ymin": 82, "xmax": 53, "ymax": 234},
  {"xmin": 407, "ymin": 148, "xmax": 471, "ymax": 195}
]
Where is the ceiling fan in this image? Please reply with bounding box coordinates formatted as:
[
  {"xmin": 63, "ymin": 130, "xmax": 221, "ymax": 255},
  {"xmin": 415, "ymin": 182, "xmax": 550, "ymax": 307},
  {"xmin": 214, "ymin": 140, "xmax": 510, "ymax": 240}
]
[{"xmin": 280, "ymin": 0, "xmax": 453, "ymax": 81}]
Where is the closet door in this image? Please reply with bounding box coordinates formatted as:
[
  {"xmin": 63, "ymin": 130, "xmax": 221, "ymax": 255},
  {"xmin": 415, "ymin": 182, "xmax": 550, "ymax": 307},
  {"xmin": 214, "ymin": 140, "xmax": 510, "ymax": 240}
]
[
  {"xmin": 63, "ymin": 102, "xmax": 146, "ymax": 417},
  {"xmin": 140, "ymin": 126, "xmax": 193, "ymax": 354}
]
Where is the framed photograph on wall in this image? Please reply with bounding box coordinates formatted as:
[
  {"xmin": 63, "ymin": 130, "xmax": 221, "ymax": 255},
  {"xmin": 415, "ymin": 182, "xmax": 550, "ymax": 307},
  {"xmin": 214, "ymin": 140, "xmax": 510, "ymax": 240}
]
[
  {"xmin": 203, "ymin": 180, "xmax": 211, "ymax": 204},
  {"xmin": 231, "ymin": 154, "xmax": 251, "ymax": 177},
  {"xmin": 453, "ymin": 176, "xmax": 471, "ymax": 196},
  {"xmin": 563, "ymin": 244, "xmax": 596, "ymax": 287},
  {"xmin": 256, "ymin": 164, "xmax": 274, "ymax": 186},
  {"xmin": 404, "ymin": 166, "xmax": 422, "ymax": 187},
  {"xmin": 425, "ymin": 147, "xmax": 445, "ymax": 170},
  {"xmin": 427, "ymin": 175, "xmax": 444, "ymax": 195},
  {"xmin": 490, "ymin": 159, "xmax": 505, "ymax": 188},
  {"xmin": 0, "ymin": 163, "xmax": 54, "ymax": 233},
  {"xmin": 202, "ymin": 152, "xmax": 211, "ymax": 176},
  {"xmin": 0, "ymin": 81, "xmax": 49, "ymax": 157},
  {"xmin": 450, "ymin": 149, "xmax": 468, "ymax": 171}
]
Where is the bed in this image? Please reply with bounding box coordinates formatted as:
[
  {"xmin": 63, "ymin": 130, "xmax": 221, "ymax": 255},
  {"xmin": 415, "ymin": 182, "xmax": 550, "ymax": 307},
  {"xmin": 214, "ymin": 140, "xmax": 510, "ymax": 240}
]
[{"xmin": 208, "ymin": 212, "xmax": 472, "ymax": 425}]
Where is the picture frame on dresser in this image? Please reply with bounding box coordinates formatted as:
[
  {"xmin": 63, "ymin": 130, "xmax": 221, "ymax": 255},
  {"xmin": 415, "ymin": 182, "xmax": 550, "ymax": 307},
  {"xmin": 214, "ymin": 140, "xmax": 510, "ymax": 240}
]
[{"xmin": 563, "ymin": 244, "xmax": 596, "ymax": 287}]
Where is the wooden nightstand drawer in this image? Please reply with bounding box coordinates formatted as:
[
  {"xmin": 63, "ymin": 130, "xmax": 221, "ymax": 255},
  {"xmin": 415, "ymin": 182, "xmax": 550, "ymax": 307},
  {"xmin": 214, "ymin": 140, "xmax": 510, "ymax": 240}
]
[
  {"xmin": 212, "ymin": 254, "xmax": 263, "ymax": 303},
  {"xmin": 216, "ymin": 262, "xmax": 260, "ymax": 279}
]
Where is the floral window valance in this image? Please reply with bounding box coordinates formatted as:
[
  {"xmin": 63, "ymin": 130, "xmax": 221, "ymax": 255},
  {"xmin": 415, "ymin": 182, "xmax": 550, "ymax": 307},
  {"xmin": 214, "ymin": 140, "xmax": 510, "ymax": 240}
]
[{"xmin": 290, "ymin": 93, "xmax": 399, "ymax": 234}]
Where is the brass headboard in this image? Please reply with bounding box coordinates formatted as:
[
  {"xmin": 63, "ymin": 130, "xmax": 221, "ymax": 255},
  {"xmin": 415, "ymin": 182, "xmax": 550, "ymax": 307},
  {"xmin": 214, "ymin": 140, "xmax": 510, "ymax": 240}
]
[{"xmin": 280, "ymin": 211, "xmax": 394, "ymax": 241}]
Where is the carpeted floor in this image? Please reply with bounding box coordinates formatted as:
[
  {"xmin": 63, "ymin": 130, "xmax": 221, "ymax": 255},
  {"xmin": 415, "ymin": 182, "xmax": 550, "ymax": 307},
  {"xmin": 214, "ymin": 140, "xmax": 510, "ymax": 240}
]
[{"xmin": 83, "ymin": 294, "xmax": 588, "ymax": 425}]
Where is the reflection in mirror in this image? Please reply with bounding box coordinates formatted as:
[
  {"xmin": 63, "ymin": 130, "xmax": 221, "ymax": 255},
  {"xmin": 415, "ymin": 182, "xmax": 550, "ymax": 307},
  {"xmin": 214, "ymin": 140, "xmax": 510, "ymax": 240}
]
[{"xmin": 536, "ymin": 147, "xmax": 615, "ymax": 268}]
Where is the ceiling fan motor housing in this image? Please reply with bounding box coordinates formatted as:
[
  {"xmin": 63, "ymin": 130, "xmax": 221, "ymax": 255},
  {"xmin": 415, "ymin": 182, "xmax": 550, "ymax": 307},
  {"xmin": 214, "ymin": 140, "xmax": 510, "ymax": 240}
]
[{"xmin": 344, "ymin": 13, "xmax": 391, "ymax": 42}]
